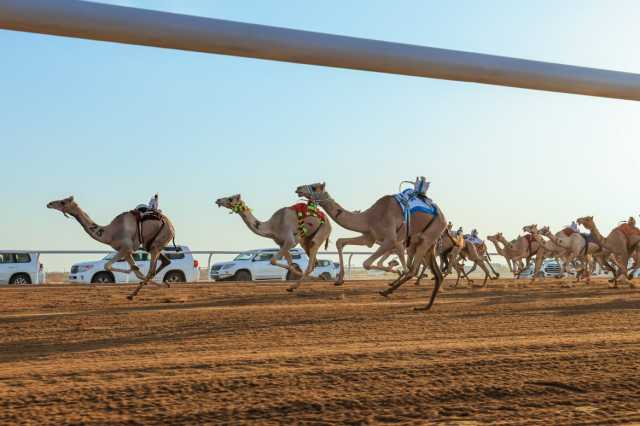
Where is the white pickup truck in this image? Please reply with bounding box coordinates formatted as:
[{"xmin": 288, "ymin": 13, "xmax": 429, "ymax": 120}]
[
  {"xmin": 210, "ymin": 248, "xmax": 339, "ymax": 281},
  {"xmin": 69, "ymin": 246, "xmax": 199, "ymax": 284}
]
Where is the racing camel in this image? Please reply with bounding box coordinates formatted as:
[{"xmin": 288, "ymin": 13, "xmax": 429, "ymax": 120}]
[{"xmin": 47, "ymin": 196, "xmax": 175, "ymax": 300}]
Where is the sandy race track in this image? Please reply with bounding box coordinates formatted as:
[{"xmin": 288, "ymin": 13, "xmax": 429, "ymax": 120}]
[{"xmin": 1, "ymin": 278, "xmax": 639, "ymax": 425}]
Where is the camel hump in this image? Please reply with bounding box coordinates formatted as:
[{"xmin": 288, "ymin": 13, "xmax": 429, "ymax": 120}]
[{"xmin": 617, "ymin": 223, "xmax": 640, "ymax": 238}]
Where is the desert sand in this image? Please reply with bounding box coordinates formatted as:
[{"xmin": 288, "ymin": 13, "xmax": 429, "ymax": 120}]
[{"xmin": 1, "ymin": 278, "xmax": 639, "ymax": 425}]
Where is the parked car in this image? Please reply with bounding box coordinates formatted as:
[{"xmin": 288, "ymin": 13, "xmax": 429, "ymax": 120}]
[
  {"xmin": 69, "ymin": 246, "xmax": 198, "ymax": 284},
  {"xmin": 314, "ymin": 259, "xmax": 340, "ymax": 281},
  {"xmin": 210, "ymin": 248, "xmax": 336, "ymax": 281},
  {"xmin": 517, "ymin": 259, "xmax": 563, "ymax": 279},
  {"xmin": 0, "ymin": 251, "xmax": 46, "ymax": 285}
]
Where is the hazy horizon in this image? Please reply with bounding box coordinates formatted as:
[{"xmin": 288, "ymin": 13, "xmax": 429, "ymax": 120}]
[{"xmin": 2, "ymin": 0, "xmax": 639, "ymax": 270}]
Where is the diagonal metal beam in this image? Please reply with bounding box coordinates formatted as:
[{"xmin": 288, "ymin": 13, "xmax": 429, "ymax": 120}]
[{"xmin": 1, "ymin": 0, "xmax": 639, "ymax": 100}]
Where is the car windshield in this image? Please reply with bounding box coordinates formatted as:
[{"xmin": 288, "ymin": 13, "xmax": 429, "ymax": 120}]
[
  {"xmin": 234, "ymin": 252, "xmax": 255, "ymax": 261},
  {"xmin": 102, "ymin": 253, "xmax": 116, "ymax": 260}
]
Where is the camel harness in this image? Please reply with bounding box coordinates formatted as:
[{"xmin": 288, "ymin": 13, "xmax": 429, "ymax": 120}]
[{"xmin": 290, "ymin": 202, "xmax": 327, "ymax": 238}]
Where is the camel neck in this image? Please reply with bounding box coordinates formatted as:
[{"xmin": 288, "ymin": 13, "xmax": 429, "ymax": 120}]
[
  {"xmin": 238, "ymin": 209, "xmax": 273, "ymax": 239},
  {"xmin": 489, "ymin": 240, "xmax": 505, "ymax": 256},
  {"xmin": 318, "ymin": 195, "xmax": 370, "ymax": 233},
  {"xmin": 586, "ymin": 223, "xmax": 606, "ymax": 246},
  {"xmin": 69, "ymin": 207, "xmax": 110, "ymax": 245}
]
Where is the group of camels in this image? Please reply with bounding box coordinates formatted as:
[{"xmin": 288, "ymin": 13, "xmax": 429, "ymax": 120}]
[{"xmin": 47, "ymin": 182, "xmax": 640, "ymax": 309}]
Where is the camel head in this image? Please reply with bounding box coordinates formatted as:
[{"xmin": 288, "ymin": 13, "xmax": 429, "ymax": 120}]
[
  {"xmin": 540, "ymin": 226, "xmax": 551, "ymax": 236},
  {"xmin": 523, "ymin": 224, "xmax": 538, "ymax": 234},
  {"xmin": 577, "ymin": 216, "xmax": 594, "ymax": 229},
  {"xmin": 486, "ymin": 233, "xmax": 501, "ymax": 243},
  {"xmin": 295, "ymin": 182, "xmax": 327, "ymax": 201},
  {"xmin": 47, "ymin": 196, "xmax": 78, "ymax": 218},
  {"xmin": 215, "ymin": 194, "xmax": 248, "ymax": 214}
]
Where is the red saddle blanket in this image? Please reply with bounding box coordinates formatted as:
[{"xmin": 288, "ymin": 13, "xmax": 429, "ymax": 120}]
[
  {"xmin": 290, "ymin": 202, "xmax": 326, "ymax": 223},
  {"xmin": 562, "ymin": 228, "xmax": 576, "ymax": 237},
  {"xmin": 617, "ymin": 223, "xmax": 640, "ymax": 238}
]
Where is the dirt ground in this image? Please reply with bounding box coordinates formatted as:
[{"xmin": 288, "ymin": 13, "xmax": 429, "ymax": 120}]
[{"xmin": 1, "ymin": 278, "xmax": 639, "ymax": 425}]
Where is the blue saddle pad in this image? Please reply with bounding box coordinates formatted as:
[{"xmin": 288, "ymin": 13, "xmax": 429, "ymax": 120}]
[{"xmin": 393, "ymin": 188, "xmax": 437, "ymax": 226}]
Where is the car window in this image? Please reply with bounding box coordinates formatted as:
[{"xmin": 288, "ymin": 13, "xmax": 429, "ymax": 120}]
[
  {"xmin": 0, "ymin": 253, "xmax": 14, "ymax": 264},
  {"xmin": 133, "ymin": 252, "xmax": 150, "ymax": 262},
  {"xmin": 254, "ymin": 252, "xmax": 274, "ymax": 262},
  {"xmin": 234, "ymin": 253, "xmax": 254, "ymax": 261},
  {"xmin": 291, "ymin": 253, "xmax": 301, "ymax": 260},
  {"xmin": 14, "ymin": 253, "xmax": 31, "ymax": 263},
  {"xmin": 163, "ymin": 247, "xmax": 185, "ymax": 260}
]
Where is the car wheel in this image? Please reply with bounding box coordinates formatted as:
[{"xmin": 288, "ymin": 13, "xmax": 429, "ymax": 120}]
[
  {"xmin": 163, "ymin": 271, "xmax": 185, "ymax": 284},
  {"xmin": 91, "ymin": 272, "xmax": 115, "ymax": 284},
  {"xmin": 10, "ymin": 274, "xmax": 31, "ymax": 285},
  {"xmin": 319, "ymin": 272, "xmax": 332, "ymax": 281},
  {"xmin": 234, "ymin": 270, "xmax": 251, "ymax": 282}
]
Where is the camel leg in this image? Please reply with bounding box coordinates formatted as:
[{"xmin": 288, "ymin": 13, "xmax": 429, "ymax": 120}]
[
  {"xmin": 270, "ymin": 239, "xmax": 299, "ymax": 276},
  {"xmin": 415, "ymin": 248, "xmax": 443, "ymax": 311},
  {"xmin": 485, "ymin": 257, "xmax": 500, "ymax": 279},
  {"xmin": 335, "ymin": 234, "xmax": 374, "ymax": 286},
  {"xmin": 104, "ymin": 252, "xmax": 139, "ymax": 276},
  {"xmin": 287, "ymin": 240, "xmax": 321, "ymax": 292},
  {"xmin": 362, "ymin": 238, "xmax": 399, "ymax": 273},
  {"xmin": 414, "ymin": 263, "xmax": 428, "ymax": 286},
  {"xmin": 529, "ymin": 251, "xmax": 545, "ymax": 285},
  {"xmin": 610, "ymin": 254, "xmax": 632, "ymax": 288}
]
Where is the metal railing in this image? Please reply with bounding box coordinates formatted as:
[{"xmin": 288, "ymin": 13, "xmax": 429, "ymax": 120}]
[{"xmin": 20, "ymin": 249, "xmax": 501, "ymax": 281}]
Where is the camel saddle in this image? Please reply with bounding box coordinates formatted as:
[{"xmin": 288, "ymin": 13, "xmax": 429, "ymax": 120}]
[
  {"xmin": 617, "ymin": 223, "xmax": 640, "ymax": 238},
  {"xmin": 130, "ymin": 209, "xmax": 165, "ymax": 250},
  {"xmin": 290, "ymin": 202, "xmax": 326, "ymax": 238},
  {"xmin": 562, "ymin": 227, "xmax": 577, "ymax": 237}
]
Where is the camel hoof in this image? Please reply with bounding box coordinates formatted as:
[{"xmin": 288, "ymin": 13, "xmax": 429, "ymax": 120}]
[
  {"xmin": 334, "ymin": 281, "xmax": 344, "ymax": 287},
  {"xmin": 413, "ymin": 306, "xmax": 431, "ymax": 312},
  {"xmin": 286, "ymin": 287, "xmax": 295, "ymax": 293},
  {"xmin": 126, "ymin": 295, "xmax": 134, "ymax": 301},
  {"xmin": 379, "ymin": 291, "xmax": 390, "ymax": 298}
]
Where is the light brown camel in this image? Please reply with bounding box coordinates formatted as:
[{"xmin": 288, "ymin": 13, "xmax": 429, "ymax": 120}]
[
  {"xmin": 487, "ymin": 234, "xmax": 515, "ymax": 273},
  {"xmin": 295, "ymin": 182, "xmax": 447, "ymax": 310},
  {"xmin": 538, "ymin": 225, "xmax": 600, "ymax": 283},
  {"xmin": 215, "ymin": 194, "xmax": 331, "ymax": 292},
  {"xmin": 577, "ymin": 216, "xmax": 640, "ymax": 287},
  {"xmin": 458, "ymin": 236, "xmax": 501, "ymax": 286},
  {"xmin": 294, "ymin": 183, "xmax": 417, "ymax": 282},
  {"xmin": 489, "ymin": 232, "xmax": 543, "ymax": 281},
  {"xmin": 47, "ymin": 196, "xmax": 175, "ymax": 300}
]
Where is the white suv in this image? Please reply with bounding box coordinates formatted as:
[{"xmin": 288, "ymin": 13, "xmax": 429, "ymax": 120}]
[
  {"xmin": 210, "ymin": 248, "xmax": 336, "ymax": 281},
  {"xmin": 69, "ymin": 246, "xmax": 199, "ymax": 284},
  {"xmin": 0, "ymin": 251, "xmax": 46, "ymax": 285}
]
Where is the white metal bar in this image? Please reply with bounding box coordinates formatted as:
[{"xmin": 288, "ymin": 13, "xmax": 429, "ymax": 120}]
[{"xmin": 1, "ymin": 0, "xmax": 639, "ymax": 100}]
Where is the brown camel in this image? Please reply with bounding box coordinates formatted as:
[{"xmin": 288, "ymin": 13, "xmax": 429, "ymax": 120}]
[
  {"xmin": 538, "ymin": 225, "xmax": 601, "ymax": 283},
  {"xmin": 577, "ymin": 216, "xmax": 640, "ymax": 287},
  {"xmin": 215, "ymin": 194, "xmax": 331, "ymax": 292},
  {"xmin": 295, "ymin": 182, "xmax": 447, "ymax": 310},
  {"xmin": 487, "ymin": 233, "xmax": 515, "ymax": 273},
  {"xmin": 489, "ymin": 232, "xmax": 543, "ymax": 281},
  {"xmin": 47, "ymin": 196, "xmax": 175, "ymax": 299}
]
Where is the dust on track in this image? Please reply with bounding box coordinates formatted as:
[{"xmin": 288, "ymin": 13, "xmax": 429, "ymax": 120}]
[{"xmin": 1, "ymin": 278, "xmax": 639, "ymax": 425}]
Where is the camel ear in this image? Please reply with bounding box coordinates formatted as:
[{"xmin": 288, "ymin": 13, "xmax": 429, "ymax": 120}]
[
  {"xmin": 68, "ymin": 196, "xmax": 74, "ymax": 202},
  {"xmin": 319, "ymin": 182, "xmax": 325, "ymax": 191}
]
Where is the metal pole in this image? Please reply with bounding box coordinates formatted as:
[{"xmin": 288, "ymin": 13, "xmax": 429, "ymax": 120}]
[
  {"xmin": 348, "ymin": 253, "xmax": 354, "ymax": 280},
  {"xmin": 1, "ymin": 0, "xmax": 639, "ymax": 100}
]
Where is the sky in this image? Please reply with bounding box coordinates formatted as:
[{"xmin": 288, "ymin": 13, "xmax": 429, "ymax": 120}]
[{"xmin": 2, "ymin": 0, "xmax": 639, "ymax": 270}]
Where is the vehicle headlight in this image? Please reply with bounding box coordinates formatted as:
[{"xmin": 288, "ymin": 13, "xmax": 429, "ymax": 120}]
[
  {"xmin": 76, "ymin": 265, "xmax": 93, "ymax": 273},
  {"xmin": 221, "ymin": 264, "xmax": 234, "ymax": 270}
]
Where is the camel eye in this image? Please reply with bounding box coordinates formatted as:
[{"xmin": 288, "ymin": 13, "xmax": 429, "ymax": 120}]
[{"xmin": 61, "ymin": 201, "xmax": 66, "ymax": 205}]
